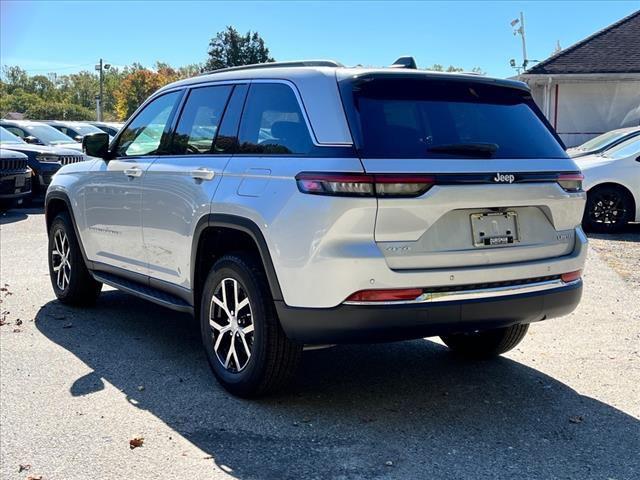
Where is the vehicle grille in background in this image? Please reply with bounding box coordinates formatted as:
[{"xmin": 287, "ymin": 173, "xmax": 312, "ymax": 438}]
[
  {"xmin": 60, "ymin": 155, "xmax": 85, "ymax": 165},
  {"xmin": 0, "ymin": 157, "xmax": 28, "ymax": 171}
]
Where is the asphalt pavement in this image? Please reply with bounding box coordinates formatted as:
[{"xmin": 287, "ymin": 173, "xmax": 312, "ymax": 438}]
[{"xmin": 1, "ymin": 208, "xmax": 638, "ymax": 480}]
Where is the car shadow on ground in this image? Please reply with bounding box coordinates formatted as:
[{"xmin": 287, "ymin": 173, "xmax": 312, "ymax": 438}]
[
  {"xmin": 586, "ymin": 222, "xmax": 640, "ymax": 242},
  {"xmin": 35, "ymin": 291, "xmax": 639, "ymax": 479},
  {"xmin": 0, "ymin": 206, "xmax": 43, "ymax": 225}
]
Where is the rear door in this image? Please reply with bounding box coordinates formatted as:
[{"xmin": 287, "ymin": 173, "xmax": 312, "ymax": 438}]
[
  {"xmin": 339, "ymin": 75, "xmax": 585, "ymax": 270},
  {"xmin": 141, "ymin": 83, "xmax": 245, "ymax": 289}
]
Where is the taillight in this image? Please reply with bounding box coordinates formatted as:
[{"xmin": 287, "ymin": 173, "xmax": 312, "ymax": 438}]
[
  {"xmin": 557, "ymin": 173, "xmax": 583, "ymax": 192},
  {"xmin": 561, "ymin": 270, "xmax": 582, "ymax": 282},
  {"xmin": 295, "ymin": 172, "xmax": 435, "ymax": 198},
  {"xmin": 345, "ymin": 288, "xmax": 424, "ymax": 302}
]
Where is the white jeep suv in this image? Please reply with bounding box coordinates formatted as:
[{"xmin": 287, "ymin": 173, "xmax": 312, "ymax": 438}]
[{"xmin": 45, "ymin": 59, "xmax": 587, "ymax": 397}]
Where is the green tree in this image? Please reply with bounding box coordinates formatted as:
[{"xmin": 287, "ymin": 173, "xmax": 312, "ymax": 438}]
[
  {"xmin": 425, "ymin": 64, "xmax": 484, "ymax": 74},
  {"xmin": 204, "ymin": 26, "xmax": 274, "ymax": 71}
]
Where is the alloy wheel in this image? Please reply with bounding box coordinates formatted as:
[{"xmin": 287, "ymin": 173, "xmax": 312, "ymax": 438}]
[
  {"xmin": 589, "ymin": 192, "xmax": 626, "ymax": 225},
  {"xmin": 51, "ymin": 229, "xmax": 71, "ymax": 291},
  {"xmin": 208, "ymin": 277, "xmax": 254, "ymax": 372}
]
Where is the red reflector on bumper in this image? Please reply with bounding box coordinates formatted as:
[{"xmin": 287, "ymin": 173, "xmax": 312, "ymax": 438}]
[
  {"xmin": 346, "ymin": 288, "xmax": 423, "ymax": 302},
  {"xmin": 561, "ymin": 270, "xmax": 582, "ymax": 282}
]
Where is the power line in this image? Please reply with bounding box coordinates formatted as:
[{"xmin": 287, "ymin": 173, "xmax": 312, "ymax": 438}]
[{"xmin": 3, "ymin": 63, "xmax": 95, "ymax": 74}]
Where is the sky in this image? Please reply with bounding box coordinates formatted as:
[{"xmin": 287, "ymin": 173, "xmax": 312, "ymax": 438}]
[{"xmin": 1, "ymin": 1, "xmax": 639, "ymax": 79}]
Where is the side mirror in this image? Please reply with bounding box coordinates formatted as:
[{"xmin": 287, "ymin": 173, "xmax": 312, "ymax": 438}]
[
  {"xmin": 24, "ymin": 135, "xmax": 41, "ymax": 145},
  {"xmin": 74, "ymin": 135, "xmax": 83, "ymax": 142},
  {"xmin": 83, "ymin": 132, "xmax": 110, "ymax": 159}
]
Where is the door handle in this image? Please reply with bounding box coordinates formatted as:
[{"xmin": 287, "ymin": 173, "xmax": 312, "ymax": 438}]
[
  {"xmin": 191, "ymin": 168, "xmax": 215, "ymax": 181},
  {"xmin": 124, "ymin": 167, "xmax": 142, "ymax": 178}
]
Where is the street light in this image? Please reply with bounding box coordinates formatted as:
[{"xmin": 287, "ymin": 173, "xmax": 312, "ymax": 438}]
[{"xmin": 95, "ymin": 59, "xmax": 111, "ymax": 121}]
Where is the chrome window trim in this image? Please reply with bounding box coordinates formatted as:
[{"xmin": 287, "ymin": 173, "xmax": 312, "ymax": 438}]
[{"xmin": 343, "ymin": 278, "xmax": 581, "ymax": 306}]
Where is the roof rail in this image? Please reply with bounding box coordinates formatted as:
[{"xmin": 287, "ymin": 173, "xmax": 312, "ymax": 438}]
[
  {"xmin": 390, "ymin": 56, "xmax": 417, "ymax": 69},
  {"xmin": 199, "ymin": 60, "xmax": 344, "ymax": 76}
]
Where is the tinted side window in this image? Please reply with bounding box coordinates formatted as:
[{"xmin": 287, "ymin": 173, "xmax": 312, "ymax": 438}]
[
  {"xmin": 171, "ymin": 85, "xmax": 232, "ymax": 155},
  {"xmin": 116, "ymin": 91, "xmax": 181, "ymax": 157},
  {"xmin": 214, "ymin": 84, "xmax": 248, "ymax": 154},
  {"xmin": 5, "ymin": 126, "xmax": 25, "ymax": 138},
  {"xmin": 237, "ymin": 83, "xmax": 313, "ymax": 155}
]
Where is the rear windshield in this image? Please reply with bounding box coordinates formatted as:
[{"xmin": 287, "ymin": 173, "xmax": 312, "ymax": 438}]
[{"xmin": 340, "ymin": 76, "xmax": 567, "ymax": 159}]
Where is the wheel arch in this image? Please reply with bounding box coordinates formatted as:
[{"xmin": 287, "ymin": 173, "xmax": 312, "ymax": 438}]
[
  {"xmin": 191, "ymin": 214, "xmax": 284, "ymax": 310},
  {"xmin": 45, "ymin": 191, "xmax": 93, "ymax": 268}
]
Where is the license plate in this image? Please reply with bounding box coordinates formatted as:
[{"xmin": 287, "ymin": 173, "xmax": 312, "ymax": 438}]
[
  {"xmin": 470, "ymin": 211, "xmax": 519, "ymax": 247},
  {"xmin": 15, "ymin": 175, "xmax": 25, "ymax": 188}
]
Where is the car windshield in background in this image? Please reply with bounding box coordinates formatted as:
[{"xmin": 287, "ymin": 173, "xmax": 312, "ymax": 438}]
[
  {"xmin": 73, "ymin": 124, "xmax": 105, "ymax": 135},
  {"xmin": 340, "ymin": 76, "xmax": 567, "ymax": 159},
  {"xmin": 25, "ymin": 124, "xmax": 75, "ymax": 144},
  {"xmin": 0, "ymin": 127, "xmax": 26, "ymax": 144},
  {"xmin": 576, "ymin": 130, "xmax": 628, "ymax": 152},
  {"xmin": 602, "ymin": 137, "xmax": 640, "ymax": 159}
]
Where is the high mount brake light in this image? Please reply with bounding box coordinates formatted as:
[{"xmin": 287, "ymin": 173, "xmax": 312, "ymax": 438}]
[
  {"xmin": 557, "ymin": 173, "xmax": 584, "ymax": 192},
  {"xmin": 295, "ymin": 172, "xmax": 436, "ymax": 198}
]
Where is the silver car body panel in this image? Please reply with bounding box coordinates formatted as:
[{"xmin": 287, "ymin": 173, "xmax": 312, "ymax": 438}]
[{"xmin": 47, "ymin": 65, "xmax": 588, "ymax": 311}]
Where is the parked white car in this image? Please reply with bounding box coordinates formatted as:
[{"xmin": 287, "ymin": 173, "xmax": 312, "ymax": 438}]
[
  {"xmin": 575, "ymin": 136, "xmax": 640, "ymax": 232},
  {"xmin": 567, "ymin": 126, "xmax": 640, "ymax": 158}
]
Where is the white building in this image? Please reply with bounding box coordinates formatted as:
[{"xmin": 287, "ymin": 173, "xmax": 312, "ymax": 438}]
[{"xmin": 518, "ymin": 10, "xmax": 640, "ymax": 148}]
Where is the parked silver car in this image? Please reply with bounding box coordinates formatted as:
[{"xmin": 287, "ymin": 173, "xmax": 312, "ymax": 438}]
[
  {"xmin": 45, "ymin": 59, "xmax": 587, "ymax": 397},
  {"xmin": 0, "ymin": 120, "xmax": 81, "ymax": 151}
]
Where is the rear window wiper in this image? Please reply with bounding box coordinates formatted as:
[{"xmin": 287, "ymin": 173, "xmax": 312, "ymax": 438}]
[{"xmin": 428, "ymin": 142, "xmax": 498, "ymax": 158}]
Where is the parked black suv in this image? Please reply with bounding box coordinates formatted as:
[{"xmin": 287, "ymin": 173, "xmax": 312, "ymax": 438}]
[{"xmin": 0, "ymin": 148, "xmax": 31, "ymax": 210}]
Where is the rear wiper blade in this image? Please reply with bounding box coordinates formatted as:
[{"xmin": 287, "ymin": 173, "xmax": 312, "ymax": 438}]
[{"xmin": 428, "ymin": 142, "xmax": 498, "ymax": 158}]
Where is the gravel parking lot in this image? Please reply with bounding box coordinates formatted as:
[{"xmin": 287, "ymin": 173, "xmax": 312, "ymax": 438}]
[{"xmin": 1, "ymin": 208, "xmax": 638, "ymax": 480}]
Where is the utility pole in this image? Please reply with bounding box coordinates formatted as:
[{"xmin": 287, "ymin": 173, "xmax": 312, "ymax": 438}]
[
  {"xmin": 510, "ymin": 12, "xmax": 531, "ymax": 73},
  {"xmin": 95, "ymin": 58, "xmax": 111, "ymax": 121},
  {"xmin": 518, "ymin": 12, "xmax": 528, "ymax": 71}
]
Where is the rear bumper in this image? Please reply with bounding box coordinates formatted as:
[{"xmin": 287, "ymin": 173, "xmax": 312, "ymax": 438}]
[{"xmin": 276, "ymin": 279, "xmax": 582, "ymax": 344}]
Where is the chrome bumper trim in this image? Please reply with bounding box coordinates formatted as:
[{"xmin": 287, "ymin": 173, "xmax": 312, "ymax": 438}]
[{"xmin": 343, "ymin": 278, "xmax": 581, "ymax": 306}]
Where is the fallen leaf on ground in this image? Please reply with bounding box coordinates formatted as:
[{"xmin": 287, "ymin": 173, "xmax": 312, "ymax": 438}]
[
  {"xmin": 62, "ymin": 323, "xmax": 73, "ymax": 329},
  {"xmin": 12, "ymin": 328, "xmax": 21, "ymax": 333},
  {"xmin": 18, "ymin": 464, "xmax": 31, "ymax": 472},
  {"xmin": 15, "ymin": 319, "xmax": 22, "ymax": 326},
  {"xmin": 569, "ymin": 415, "xmax": 584, "ymax": 424},
  {"xmin": 27, "ymin": 475, "xmax": 43, "ymax": 480},
  {"xmin": 129, "ymin": 437, "xmax": 144, "ymax": 449}
]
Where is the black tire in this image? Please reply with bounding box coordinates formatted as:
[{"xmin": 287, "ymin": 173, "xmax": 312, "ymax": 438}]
[
  {"xmin": 583, "ymin": 185, "xmax": 634, "ymax": 233},
  {"xmin": 48, "ymin": 211, "xmax": 102, "ymax": 305},
  {"xmin": 441, "ymin": 323, "xmax": 529, "ymax": 359},
  {"xmin": 199, "ymin": 253, "xmax": 302, "ymax": 397}
]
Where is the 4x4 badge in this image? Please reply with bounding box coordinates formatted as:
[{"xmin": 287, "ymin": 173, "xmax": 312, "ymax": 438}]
[{"xmin": 493, "ymin": 173, "xmax": 515, "ymax": 183}]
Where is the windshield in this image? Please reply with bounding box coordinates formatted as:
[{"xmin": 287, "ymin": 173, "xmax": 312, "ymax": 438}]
[
  {"xmin": 576, "ymin": 130, "xmax": 634, "ymax": 152},
  {"xmin": 340, "ymin": 76, "xmax": 567, "ymax": 159},
  {"xmin": 72, "ymin": 124, "xmax": 105, "ymax": 135},
  {"xmin": 0, "ymin": 127, "xmax": 26, "ymax": 144},
  {"xmin": 25, "ymin": 124, "xmax": 75, "ymax": 145},
  {"xmin": 602, "ymin": 136, "xmax": 640, "ymax": 159}
]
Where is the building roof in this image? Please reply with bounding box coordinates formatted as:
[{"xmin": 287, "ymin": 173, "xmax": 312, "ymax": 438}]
[{"xmin": 525, "ymin": 10, "xmax": 640, "ymax": 75}]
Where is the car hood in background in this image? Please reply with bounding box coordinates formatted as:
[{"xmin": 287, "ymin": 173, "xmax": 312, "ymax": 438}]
[
  {"xmin": 0, "ymin": 148, "xmax": 29, "ymax": 160},
  {"xmin": 0, "ymin": 142, "xmax": 83, "ymax": 157}
]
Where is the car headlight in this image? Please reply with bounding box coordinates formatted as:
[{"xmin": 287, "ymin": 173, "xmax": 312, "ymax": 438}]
[{"xmin": 36, "ymin": 153, "xmax": 61, "ymax": 163}]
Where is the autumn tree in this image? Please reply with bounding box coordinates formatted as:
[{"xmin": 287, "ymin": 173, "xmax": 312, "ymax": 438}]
[
  {"xmin": 113, "ymin": 68, "xmax": 174, "ymax": 120},
  {"xmin": 204, "ymin": 26, "xmax": 274, "ymax": 71}
]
